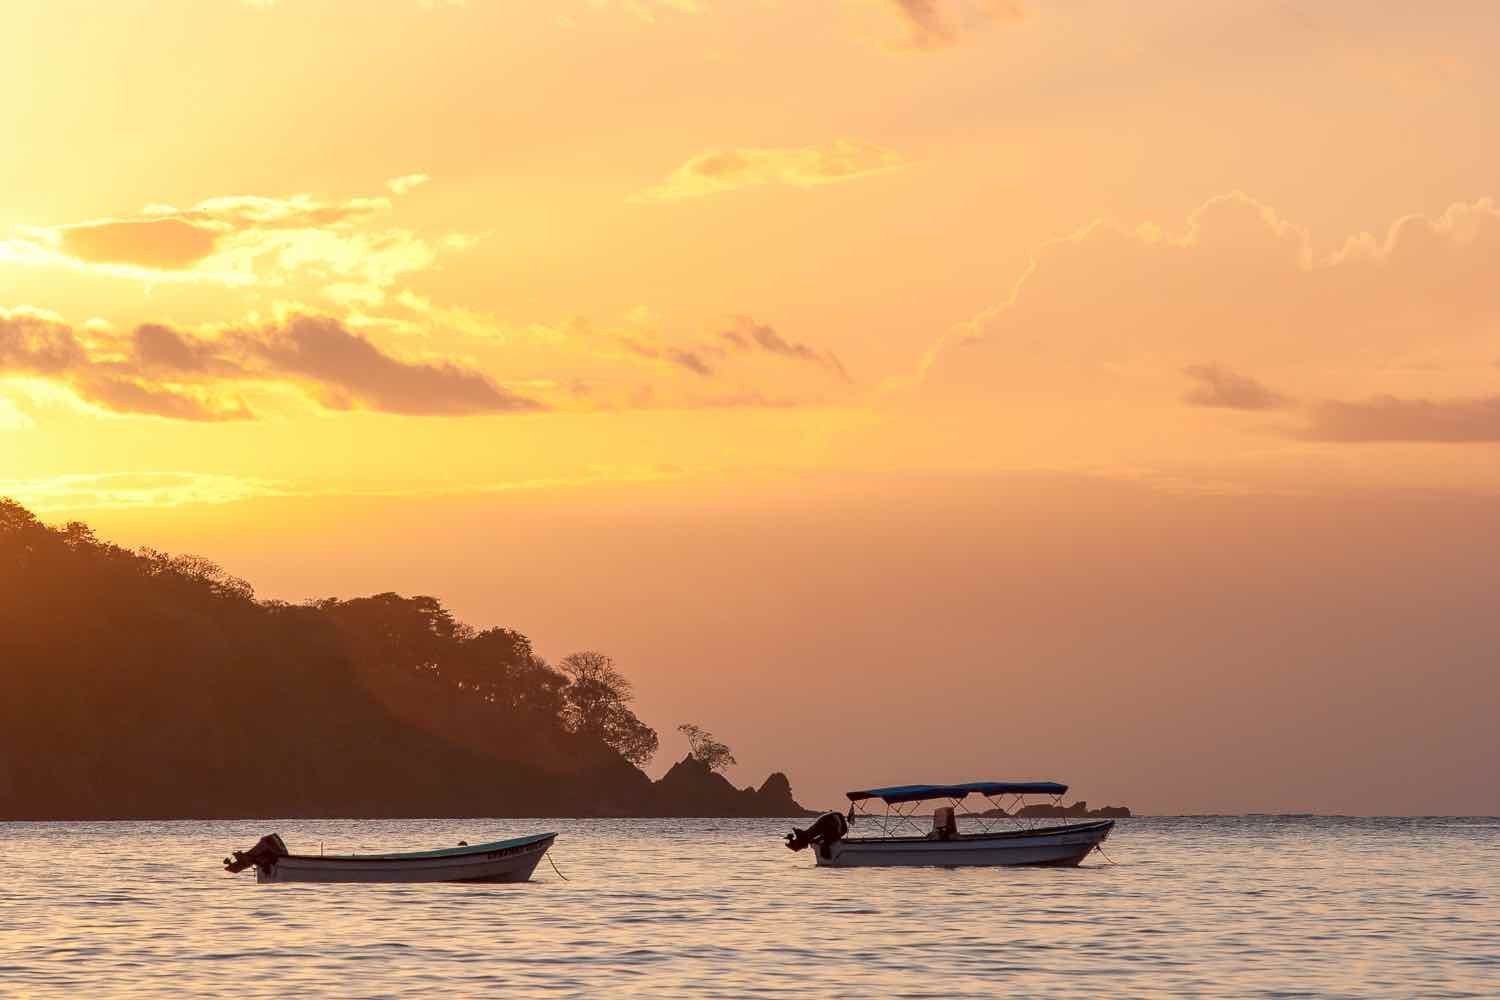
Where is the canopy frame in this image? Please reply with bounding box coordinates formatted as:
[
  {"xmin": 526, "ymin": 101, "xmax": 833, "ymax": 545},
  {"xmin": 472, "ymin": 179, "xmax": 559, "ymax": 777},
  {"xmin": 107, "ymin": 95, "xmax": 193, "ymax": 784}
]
[
  {"xmin": 955, "ymin": 789, "xmax": 1067, "ymax": 834},
  {"xmin": 844, "ymin": 781, "xmax": 1070, "ymax": 838}
]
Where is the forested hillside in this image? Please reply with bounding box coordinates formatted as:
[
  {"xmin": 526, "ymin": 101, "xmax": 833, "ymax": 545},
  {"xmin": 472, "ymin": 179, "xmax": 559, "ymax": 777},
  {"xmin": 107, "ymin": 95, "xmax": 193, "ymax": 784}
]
[{"xmin": 0, "ymin": 499, "xmax": 806, "ymax": 819}]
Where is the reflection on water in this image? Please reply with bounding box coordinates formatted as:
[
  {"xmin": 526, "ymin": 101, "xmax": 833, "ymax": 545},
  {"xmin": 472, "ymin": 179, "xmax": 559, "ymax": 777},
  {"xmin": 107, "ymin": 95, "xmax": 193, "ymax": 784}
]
[{"xmin": 1, "ymin": 817, "xmax": 1496, "ymax": 997}]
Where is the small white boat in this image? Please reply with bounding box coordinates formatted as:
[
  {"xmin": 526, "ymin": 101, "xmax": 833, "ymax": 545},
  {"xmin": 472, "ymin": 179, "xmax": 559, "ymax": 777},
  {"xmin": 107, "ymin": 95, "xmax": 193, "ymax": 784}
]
[
  {"xmin": 224, "ymin": 831, "xmax": 557, "ymax": 884},
  {"xmin": 786, "ymin": 781, "xmax": 1114, "ymax": 868}
]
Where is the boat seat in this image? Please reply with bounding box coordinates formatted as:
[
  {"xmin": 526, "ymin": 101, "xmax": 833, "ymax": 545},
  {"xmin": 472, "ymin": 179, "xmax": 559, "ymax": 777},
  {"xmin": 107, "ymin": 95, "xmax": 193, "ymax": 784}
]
[{"xmin": 930, "ymin": 806, "xmax": 958, "ymax": 840}]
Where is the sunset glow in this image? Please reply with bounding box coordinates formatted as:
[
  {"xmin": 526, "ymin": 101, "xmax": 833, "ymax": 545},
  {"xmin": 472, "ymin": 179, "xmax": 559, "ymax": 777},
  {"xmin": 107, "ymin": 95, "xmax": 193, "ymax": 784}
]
[{"xmin": 4, "ymin": 0, "xmax": 1497, "ymax": 814}]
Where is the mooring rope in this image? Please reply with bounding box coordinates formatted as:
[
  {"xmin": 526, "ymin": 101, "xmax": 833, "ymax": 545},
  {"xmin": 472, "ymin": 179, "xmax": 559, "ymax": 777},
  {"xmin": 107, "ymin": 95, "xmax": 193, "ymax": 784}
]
[
  {"xmin": 545, "ymin": 849, "xmax": 570, "ymax": 881},
  {"xmin": 1093, "ymin": 843, "xmax": 1119, "ymax": 866}
]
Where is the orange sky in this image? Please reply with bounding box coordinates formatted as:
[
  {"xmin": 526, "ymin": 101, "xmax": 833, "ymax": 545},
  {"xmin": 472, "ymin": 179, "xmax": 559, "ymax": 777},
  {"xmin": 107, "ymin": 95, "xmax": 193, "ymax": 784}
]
[{"xmin": 3, "ymin": 0, "xmax": 1497, "ymax": 813}]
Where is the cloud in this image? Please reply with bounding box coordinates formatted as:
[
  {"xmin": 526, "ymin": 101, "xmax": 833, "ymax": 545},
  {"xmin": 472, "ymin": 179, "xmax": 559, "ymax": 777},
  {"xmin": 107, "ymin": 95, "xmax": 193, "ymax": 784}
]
[
  {"xmin": 386, "ymin": 173, "xmax": 431, "ymax": 195},
  {"xmin": 71, "ymin": 373, "xmax": 252, "ymax": 422},
  {"xmin": 922, "ymin": 194, "xmax": 1500, "ymax": 441},
  {"xmin": 664, "ymin": 349, "xmax": 713, "ymax": 376},
  {"xmin": 0, "ymin": 308, "xmax": 540, "ymax": 420},
  {"xmin": 172, "ymin": 193, "xmax": 388, "ymax": 230},
  {"xmin": 0, "ymin": 309, "xmax": 88, "ymax": 374},
  {"xmin": 637, "ymin": 140, "xmax": 901, "ymax": 202},
  {"xmin": 355, "ymin": 296, "xmax": 856, "ymax": 413},
  {"xmin": 2, "ymin": 188, "xmax": 451, "ymax": 307},
  {"xmin": 614, "ymin": 314, "xmax": 852, "ymax": 392},
  {"xmin": 889, "ymin": 0, "xmax": 1024, "ymax": 50},
  {"xmin": 622, "ymin": 338, "xmax": 716, "ymax": 377},
  {"xmin": 1302, "ymin": 395, "xmax": 1500, "ymax": 443},
  {"xmin": 721, "ymin": 317, "xmax": 851, "ymax": 381},
  {"xmin": 57, "ymin": 218, "xmax": 222, "ymax": 269},
  {"xmin": 3, "ymin": 298, "xmax": 849, "ymax": 422},
  {"xmin": 132, "ymin": 323, "xmax": 239, "ymax": 375},
  {"xmin": 233, "ymin": 315, "xmax": 540, "ymax": 415},
  {"xmin": 1183, "ymin": 365, "xmax": 1287, "ymax": 411},
  {"xmin": 0, "ymin": 310, "xmax": 248, "ymax": 422}
]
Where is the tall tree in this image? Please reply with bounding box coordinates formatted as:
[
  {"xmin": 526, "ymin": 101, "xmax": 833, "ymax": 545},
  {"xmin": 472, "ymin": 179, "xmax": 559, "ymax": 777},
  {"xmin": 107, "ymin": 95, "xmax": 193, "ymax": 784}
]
[
  {"xmin": 676, "ymin": 723, "xmax": 737, "ymax": 773},
  {"xmin": 558, "ymin": 651, "xmax": 659, "ymax": 766}
]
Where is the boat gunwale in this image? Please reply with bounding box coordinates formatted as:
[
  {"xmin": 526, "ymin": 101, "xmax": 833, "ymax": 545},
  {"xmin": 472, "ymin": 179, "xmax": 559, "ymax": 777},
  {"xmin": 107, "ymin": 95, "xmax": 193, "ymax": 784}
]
[
  {"xmin": 280, "ymin": 832, "xmax": 556, "ymax": 863},
  {"xmin": 839, "ymin": 818, "xmax": 1114, "ymax": 846},
  {"xmin": 268, "ymin": 854, "xmax": 548, "ymax": 876}
]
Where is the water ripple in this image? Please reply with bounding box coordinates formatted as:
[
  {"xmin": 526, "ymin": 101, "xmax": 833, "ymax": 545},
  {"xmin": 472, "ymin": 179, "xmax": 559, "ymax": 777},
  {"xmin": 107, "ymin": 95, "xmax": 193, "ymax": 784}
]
[{"xmin": 0, "ymin": 817, "xmax": 1496, "ymax": 997}]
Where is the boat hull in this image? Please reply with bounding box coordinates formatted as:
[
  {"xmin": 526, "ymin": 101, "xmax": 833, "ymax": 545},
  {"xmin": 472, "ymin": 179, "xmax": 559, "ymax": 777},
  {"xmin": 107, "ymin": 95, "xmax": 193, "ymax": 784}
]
[
  {"xmin": 814, "ymin": 820, "xmax": 1113, "ymax": 868},
  {"xmin": 255, "ymin": 833, "xmax": 556, "ymax": 884}
]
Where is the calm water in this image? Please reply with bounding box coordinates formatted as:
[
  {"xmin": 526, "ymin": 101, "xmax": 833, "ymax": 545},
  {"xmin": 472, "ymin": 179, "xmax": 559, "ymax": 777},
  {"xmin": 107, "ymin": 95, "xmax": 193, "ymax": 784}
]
[{"xmin": 1, "ymin": 817, "xmax": 1496, "ymax": 998}]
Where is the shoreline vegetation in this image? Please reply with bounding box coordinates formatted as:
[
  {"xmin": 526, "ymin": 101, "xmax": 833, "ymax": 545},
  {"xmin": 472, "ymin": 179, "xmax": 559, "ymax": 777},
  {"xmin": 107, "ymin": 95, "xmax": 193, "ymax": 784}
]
[{"xmin": 0, "ymin": 499, "xmax": 811, "ymax": 821}]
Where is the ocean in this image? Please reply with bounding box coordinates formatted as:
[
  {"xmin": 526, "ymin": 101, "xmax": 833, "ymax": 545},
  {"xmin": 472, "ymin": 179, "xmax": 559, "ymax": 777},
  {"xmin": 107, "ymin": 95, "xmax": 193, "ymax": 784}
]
[{"xmin": 2, "ymin": 816, "xmax": 1495, "ymax": 998}]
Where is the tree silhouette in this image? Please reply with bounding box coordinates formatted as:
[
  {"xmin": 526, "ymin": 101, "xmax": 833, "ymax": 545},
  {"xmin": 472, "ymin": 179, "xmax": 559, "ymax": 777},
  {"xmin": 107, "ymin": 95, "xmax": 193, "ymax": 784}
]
[
  {"xmin": 558, "ymin": 651, "xmax": 659, "ymax": 766},
  {"xmin": 0, "ymin": 497, "xmax": 681, "ymax": 818},
  {"xmin": 677, "ymin": 723, "xmax": 737, "ymax": 773}
]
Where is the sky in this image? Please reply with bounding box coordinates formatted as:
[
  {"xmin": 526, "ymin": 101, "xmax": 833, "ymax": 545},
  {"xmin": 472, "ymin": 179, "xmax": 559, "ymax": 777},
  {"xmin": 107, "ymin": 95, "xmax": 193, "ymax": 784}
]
[{"xmin": 3, "ymin": 0, "xmax": 1497, "ymax": 814}]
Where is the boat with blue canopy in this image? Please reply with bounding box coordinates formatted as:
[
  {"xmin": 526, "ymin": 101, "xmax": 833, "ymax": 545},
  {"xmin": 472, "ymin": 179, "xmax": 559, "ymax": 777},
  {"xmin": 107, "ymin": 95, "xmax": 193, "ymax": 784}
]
[{"xmin": 786, "ymin": 780, "xmax": 1113, "ymax": 868}]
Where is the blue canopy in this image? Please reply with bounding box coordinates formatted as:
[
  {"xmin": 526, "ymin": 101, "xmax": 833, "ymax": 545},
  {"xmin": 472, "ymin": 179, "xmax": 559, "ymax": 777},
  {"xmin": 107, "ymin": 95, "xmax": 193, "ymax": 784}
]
[
  {"xmin": 846, "ymin": 781, "xmax": 1067, "ymax": 804},
  {"xmin": 961, "ymin": 781, "xmax": 1068, "ymax": 798}
]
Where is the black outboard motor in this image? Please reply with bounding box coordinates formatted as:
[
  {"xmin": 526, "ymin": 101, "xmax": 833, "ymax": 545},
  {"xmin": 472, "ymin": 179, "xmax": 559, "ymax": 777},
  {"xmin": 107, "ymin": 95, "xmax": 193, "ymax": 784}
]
[
  {"xmin": 224, "ymin": 833, "xmax": 288, "ymax": 875},
  {"xmin": 785, "ymin": 811, "xmax": 849, "ymax": 858}
]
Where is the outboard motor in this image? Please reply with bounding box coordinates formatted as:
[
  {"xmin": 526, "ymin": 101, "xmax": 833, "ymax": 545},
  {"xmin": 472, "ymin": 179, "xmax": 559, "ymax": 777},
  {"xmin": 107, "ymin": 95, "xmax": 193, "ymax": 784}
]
[
  {"xmin": 224, "ymin": 833, "xmax": 288, "ymax": 875},
  {"xmin": 785, "ymin": 811, "xmax": 849, "ymax": 858}
]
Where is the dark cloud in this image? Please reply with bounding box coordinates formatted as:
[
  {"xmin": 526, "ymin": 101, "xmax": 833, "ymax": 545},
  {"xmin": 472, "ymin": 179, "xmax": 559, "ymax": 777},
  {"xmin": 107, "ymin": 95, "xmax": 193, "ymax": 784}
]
[
  {"xmin": 1301, "ymin": 395, "xmax": 1500, "ymax": 443},
  {"xmin": 621, "ymin": 338, "xmax": 716, "ymax": 377},
  {"xmin": 0, "ymin": 313, "xmax": 87, "ymax": 373},
  {"xmin": 666, "ymin": 348, "xmax": 714, "ymax": 377},
  {"xmin": 0, "ymin": 311, "xmax": 541, "ymax": 420},
  {"xmin": 723, "ymin": 319, "xmax": 852, "ymax": 382},
  {"xmin": 57, "ymin": 218, "xmax": 221, "ymax": 269},
  {"xmin": 1, "ymin": 312, "xmax": 248, "ymax": 421},
  {"xmin": 748, "ymin": 323, "xmax": 821, "ymax": 364},
  {"xmin": 72, "ymin": 374, "xmax": 252, "ymax": 423},
  {"xmin": 232, "ymin": 316, "xmax": 540, "ymax": 415},
  {"xmin": 133, "ymin": 323, "xmax": 240, "ymax": 375},
  {"xmin": 1183, "ymin": 364, "xmax": 1288, "ymax": 411}
]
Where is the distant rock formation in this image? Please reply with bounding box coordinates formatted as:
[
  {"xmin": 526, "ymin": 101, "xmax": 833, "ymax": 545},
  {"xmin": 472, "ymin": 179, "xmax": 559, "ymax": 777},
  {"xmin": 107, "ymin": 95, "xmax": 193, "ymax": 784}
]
[{"xmin": 648, "ymin": 757, "xmax": 814, "ymax": 817}]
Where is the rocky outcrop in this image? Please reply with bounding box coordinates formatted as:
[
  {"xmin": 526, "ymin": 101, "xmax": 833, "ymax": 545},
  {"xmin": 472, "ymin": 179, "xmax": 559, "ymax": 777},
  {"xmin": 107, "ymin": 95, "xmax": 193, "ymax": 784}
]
[
  {"xmin": 752, "ymin": 772, "xmax": 807, "ymax": 815},
  {"xmin": 646, "ymin": 756, "xmax": 815, "ymax": 817}
]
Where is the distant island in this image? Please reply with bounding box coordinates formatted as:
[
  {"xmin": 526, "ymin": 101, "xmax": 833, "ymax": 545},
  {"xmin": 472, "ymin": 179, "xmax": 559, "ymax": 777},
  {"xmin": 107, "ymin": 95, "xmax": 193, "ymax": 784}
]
[{"xmin": 0, "ymin": 498, "xmax": 811, "ymax": 820}]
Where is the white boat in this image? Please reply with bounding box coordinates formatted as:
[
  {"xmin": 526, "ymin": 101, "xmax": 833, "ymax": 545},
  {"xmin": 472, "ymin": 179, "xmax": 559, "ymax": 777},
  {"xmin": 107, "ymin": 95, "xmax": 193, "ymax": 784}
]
[
  {"xmin": 786, "ymin": 781, "xmax": 1114, "ymax": 868},
  {"xmin": 224, "ymin": 831, "xmax": 557, "ymax": 884}
]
